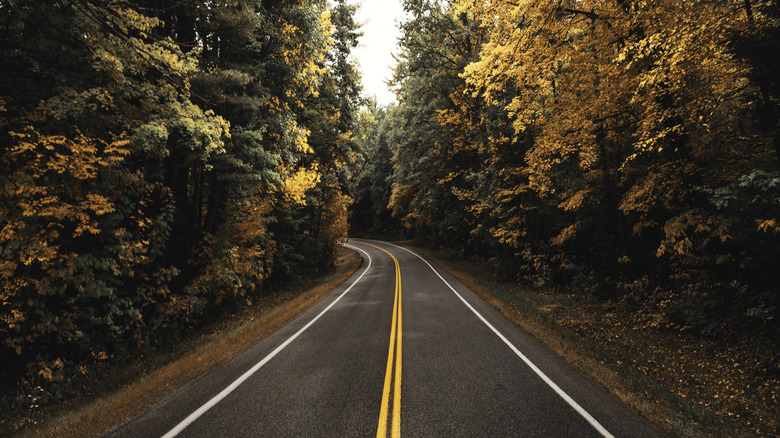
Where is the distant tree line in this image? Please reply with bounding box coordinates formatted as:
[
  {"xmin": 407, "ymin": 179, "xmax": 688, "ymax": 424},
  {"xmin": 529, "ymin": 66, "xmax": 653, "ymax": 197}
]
[
  {"xmin": 352, "ymin": 0, "xmax": 779, "ymax": 353},
  {"xmin": 0, "ymin": 0, "xmax": 362, "ymax": 404}
]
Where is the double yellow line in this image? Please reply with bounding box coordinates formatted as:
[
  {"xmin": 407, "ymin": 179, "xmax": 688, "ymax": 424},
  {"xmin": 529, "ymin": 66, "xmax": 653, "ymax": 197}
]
[{"xmin": 357, "ymin": 242, "xmax": 403, "ymax": 438}]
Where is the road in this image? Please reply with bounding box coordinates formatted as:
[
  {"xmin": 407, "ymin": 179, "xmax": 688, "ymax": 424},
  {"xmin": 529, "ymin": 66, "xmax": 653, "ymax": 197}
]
[{"xmin": 104, "ymin": 239, "xmax": 665, "ymax": 437}]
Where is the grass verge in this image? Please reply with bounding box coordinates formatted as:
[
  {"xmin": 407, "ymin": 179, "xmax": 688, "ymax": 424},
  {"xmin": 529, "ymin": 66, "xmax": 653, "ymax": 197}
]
[
  {"xmin": 12, "ymin": 247, "xmax": 362, "ymax": 438},
  {"xmin": 408, "ymin": 244, "xmax": 777, "ymax": 438}
]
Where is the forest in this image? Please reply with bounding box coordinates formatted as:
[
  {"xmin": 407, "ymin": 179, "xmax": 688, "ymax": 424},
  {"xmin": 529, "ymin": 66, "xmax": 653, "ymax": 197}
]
[
  {"xmin": 0, "ymin": 0, "xmax": 362, "ymax": 413},
  {"xmin": 353, "ymin": 0, "xmax": 778, "ymax": 367},
  {"xmin": 1, "ymin": 0, "xmax": 778, "ymax": 434}
]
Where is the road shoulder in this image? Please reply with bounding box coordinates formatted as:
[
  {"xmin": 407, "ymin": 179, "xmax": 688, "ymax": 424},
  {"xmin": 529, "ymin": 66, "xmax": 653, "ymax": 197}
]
[{"xmin": 403, "ymin": 243, "xmax": 775, "ymax": 438}]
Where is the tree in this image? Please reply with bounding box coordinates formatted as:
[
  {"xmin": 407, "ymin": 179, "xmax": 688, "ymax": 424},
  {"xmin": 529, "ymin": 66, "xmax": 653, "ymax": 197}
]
[
  {"xmin": 358, "ymin": 0, "xmax": 778, "ymax": 337},
  {"xmin": 387, "ymin": 0, "xmax": 491, "ymax": 251},
  {"xmin": 0, "ymin": 0, "xmax": 228, "ymax": 386},
  {"xmin": 351, "ymin": 103, "xmax": 398, "ymax": 235},
  {"xmin": 0, "ymin": 1, "xmax": 367, "ymax": 413}
]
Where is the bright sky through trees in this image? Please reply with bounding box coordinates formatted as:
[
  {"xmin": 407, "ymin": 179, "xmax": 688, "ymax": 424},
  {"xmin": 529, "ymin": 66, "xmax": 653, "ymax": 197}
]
[{"xmin": 352, "ymin": 0, "xmax": 405, "ymax": 106}]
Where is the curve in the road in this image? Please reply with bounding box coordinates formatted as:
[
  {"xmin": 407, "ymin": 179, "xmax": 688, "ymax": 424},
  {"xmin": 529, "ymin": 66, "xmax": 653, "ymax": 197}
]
[
  {"xmin": 354, "ymin": 242, "xmax": 403, "ymax": 438},
  {"xmin": 104, "ymin": 239, "xmax": 664, "ymax": 438},
  {"xmin": 159, "ymin": 244, "xmax": 373, "ymax": 438},
  {"xmin": 385, "ymin": 242, "xmax": 614, "ymax": 438}
]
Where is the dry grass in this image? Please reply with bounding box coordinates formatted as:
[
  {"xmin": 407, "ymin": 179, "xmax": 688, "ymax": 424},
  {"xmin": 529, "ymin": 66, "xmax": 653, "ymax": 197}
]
[
  {"xmin": 17, "ymin": 248, "xmax": 362, "ymax": 438},
  {"xmin": 410, "ymin": 245, "xmax": 778, "ymax": 438}
]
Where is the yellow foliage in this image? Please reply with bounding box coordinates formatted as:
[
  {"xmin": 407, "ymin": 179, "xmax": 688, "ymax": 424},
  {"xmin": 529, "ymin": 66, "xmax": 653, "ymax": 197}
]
[
  {"xmin": 187, "ymin": 192, "xmax": 276, "ymax": 306},
  {"xmin": 456, "ymin": 0, "xmax": 758, "ymax": 200},
  {"xmin": 558, "ymin": 189, "xmax": 590, "ymax": 212},
  {"xmin": 282, "ymin": 165, "xmax": 321, "ymax": 205},
  {"xmin": 273, "ymin": 5, "xmax": 332, "ymax": 104},
  {"xmin": 757, "ymin": 219, "xmax": 779, "ymax": 235},
  {"xmin": 320, "ymin": 188, "xmax": 352, "ymax": 245},
  {"xmin": 6, "ymin": 129, "xmax": 128, "ymax": 238},
  {"xmin": 388, "ymin": 181, "xmax": 419, "ymax": 223},
  {"xmin": 551, "ymin": 223, "xmax": 579, "ymax": 247}
]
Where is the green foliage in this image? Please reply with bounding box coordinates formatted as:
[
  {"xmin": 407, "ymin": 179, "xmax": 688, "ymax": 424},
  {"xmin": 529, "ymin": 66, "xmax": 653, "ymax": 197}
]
[
  {"xmin": 351, "ymin": 104, "xmax": 400, "ymax": 235},
  {"xmin": 656, "ymin": 170, "xmax": 780, "ymax": 332},
  {"xmin": 0, "ymin": 1, "xmax": 363, "ymax": 428}
]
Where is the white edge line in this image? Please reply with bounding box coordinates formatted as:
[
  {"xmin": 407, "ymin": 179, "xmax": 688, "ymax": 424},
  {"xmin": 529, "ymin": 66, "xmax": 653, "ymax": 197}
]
[
  {"xmin": 385, "ymin": 242, "xmax": 614, "ymax": 438},
  {"xmin": 161, "ymin": 244, "xmax": 372, "ymax": 438}
]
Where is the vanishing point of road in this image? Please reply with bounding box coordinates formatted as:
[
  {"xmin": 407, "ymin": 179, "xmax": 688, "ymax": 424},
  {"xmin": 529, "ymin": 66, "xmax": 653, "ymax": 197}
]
[{"xmin": 105, "ymin": 239, "xmax": 665, "ymax": 437}]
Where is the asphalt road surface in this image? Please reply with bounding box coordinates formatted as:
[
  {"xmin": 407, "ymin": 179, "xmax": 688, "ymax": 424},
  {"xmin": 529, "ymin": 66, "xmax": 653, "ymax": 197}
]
[{"xmin": 104, "ymin": 239, "xmax": 665, "ymax": 437}]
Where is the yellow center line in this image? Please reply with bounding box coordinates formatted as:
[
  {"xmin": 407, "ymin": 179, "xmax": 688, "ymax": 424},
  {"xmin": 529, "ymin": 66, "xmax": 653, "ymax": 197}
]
[
  {"xmin": 392, "ymin": 259, "xmax": 402, "ymax": 437},
  {"xmin": 356, "ymin": 242, "xmax": 402, "ymax": 438}
]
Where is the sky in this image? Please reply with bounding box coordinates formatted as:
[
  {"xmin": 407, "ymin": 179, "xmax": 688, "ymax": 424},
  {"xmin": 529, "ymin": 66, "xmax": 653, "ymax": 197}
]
[{"xmin": 351, "ymin": 1, "xmax": 406, "ymax": 106}]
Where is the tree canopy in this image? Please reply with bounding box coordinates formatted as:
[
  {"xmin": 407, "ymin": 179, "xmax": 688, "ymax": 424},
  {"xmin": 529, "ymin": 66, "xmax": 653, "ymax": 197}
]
[
  {"xmin": 1, "ymin": 0, "xmax": 363, "ymax": 415},
  {"xmin": 352, "ymin": 0, "xmax": 779, "ymax": 343}
]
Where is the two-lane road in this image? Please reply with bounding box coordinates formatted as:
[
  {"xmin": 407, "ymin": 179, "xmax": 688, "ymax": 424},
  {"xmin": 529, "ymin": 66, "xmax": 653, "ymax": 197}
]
[{"xmin": 105, "ymin": 239, "xmax": 664, "ymax": 437}]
